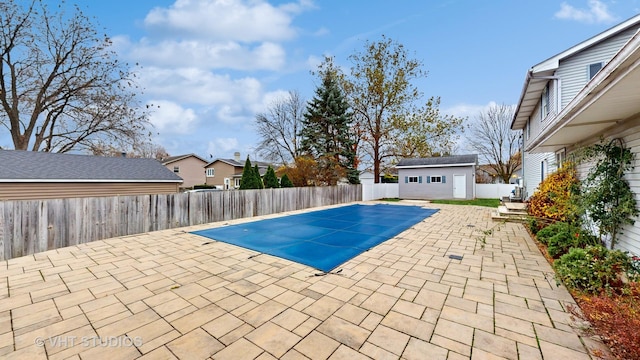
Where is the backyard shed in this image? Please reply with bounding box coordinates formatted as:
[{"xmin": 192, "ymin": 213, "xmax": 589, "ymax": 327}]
[
  {"xmin": 396, "ymin": 154, "xmax": 477, "ymax": 200},
  {"xmin": 0, "ymin": 150, "xmax": 183, "ymax": 200}
]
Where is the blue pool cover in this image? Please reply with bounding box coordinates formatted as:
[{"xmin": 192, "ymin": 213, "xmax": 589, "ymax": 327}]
[{"xmin": 191, "ymin": 204, "xmax": 438, "ymax": 272}]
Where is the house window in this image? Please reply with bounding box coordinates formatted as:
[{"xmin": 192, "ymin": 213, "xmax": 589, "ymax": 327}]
[
  {"xmin": 541, "ymin": 160, "xmax": 547, "ymax": 182},
  {"xmin": 234, "ymin": 178, "xmax": 241, "ymax": 188},
  {"xmin": 541, "ymin": 83, "xmax": 550, "ymax": 119},
  {"xmin": 431, "ymin": 176, "xmax": 442, "ymax": 183},
  {"xmin": 556, "ymin": 149, "xmax": 566, "ymax": 168},
  {"xmin": 173, "ymin": 166, "xmax": 180, "ymax": 173},
  {"xmin": 206, "ymin": 168, "xmax": 215, "ymax": 177},
  {"xmin": 588, "ymin": 62, "xmax": 603, "ymax": 80},
  {"xmin": 408, "ymin": 176, "xmax": 419, "ymax": 183}
]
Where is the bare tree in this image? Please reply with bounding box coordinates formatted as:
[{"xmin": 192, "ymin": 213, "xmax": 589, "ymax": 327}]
[
  {"xmin": 255, "ymin": 90, "xmax": 305, "ymax": 164},
  {"xmin": 88, "ymin": 140, "xmax": 169, "ymax": 160},
  {"xmin": 0, "ymin": 0, "xmax": 150, "ymax": 153},
  {"xmin": 467, "ymin": 103, "xmax": 521, "ymax": 183}
]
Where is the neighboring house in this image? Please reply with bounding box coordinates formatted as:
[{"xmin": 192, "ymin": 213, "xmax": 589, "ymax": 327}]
[
  {"xmin": 0, "ymin": 150, "xmax": 182, "ymax": 200},
  {"xmin": 204, "ymin": 152, "xmax": 271, "ymax": 189},
  {"xmin": 512, "ymin": 14, "xmax": 640, "ymax": 200},
  {"xmin": 476, "ymin": 164, "xmax": 522, "ymax": 184},
  {"xmin": 511, "ymin": 15, "xmax": 640, "ymax": 255},
  {"xmin": 396, "ymin": 154, "xmax": 477, "ymax": 200},
  {"xmin": 359, "ymin": 170, "xmax": 375, "ymax": 185},
  {"xmin": 161, "ymin": 154, "xmax": 208, "ymax": 189}
]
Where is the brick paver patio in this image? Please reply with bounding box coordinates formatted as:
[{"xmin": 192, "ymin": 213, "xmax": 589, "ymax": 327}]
[{"xmin": 0, "ymin": 201, "xmax": 610, "ymax": 359}]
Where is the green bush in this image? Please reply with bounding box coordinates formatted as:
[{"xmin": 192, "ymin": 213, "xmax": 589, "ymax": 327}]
[
  {"xmin": 193, "ymin": 184, "xmax": 217, "ymax": 190},
  {"xmin": 528, "ymin": 218, "xmax": 540, "ymax": 235},
  {"xmin": 280, "ymin": 174, "xmax": 294, "ymax": 188},
  {"xmin": 553, "ymin": 246, "xmax": 632, "ymax": 294},
  {"xmin": 536, "ymin": 222, "xmax": 571, "ymax": 245},
  {"xmin": 535, "ymin": 222, "xmax": 598, "ymax": 258}
]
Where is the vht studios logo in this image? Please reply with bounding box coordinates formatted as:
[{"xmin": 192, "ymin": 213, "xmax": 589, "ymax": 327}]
[{"xmin": 34, "ymin": 336, "xmax": 143, "ymax": 348}]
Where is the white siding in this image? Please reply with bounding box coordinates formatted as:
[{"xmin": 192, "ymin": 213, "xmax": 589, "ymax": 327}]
[
  {"xmin": 398, "ymin": 167, "xmax": 475, "ymax": 200},
  {"xmin": 556, "ymin": 26, "xmax": 640, "ymax": 108},
  {"xmin": 523, "ymin": 102, "xmax": 557, "ymax": 198},
  {"xmin": 569, "ymin": 116, "xmax": 640, "ymax": 256},
  {"xmin": 522, "ymin": 152, "xmax": 556, "ymax": 199}
]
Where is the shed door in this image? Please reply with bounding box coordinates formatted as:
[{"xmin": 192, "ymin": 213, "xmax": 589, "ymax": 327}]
[{"xmin": 453, "ymin": 175, "xmax": 466, "ymax": 199}]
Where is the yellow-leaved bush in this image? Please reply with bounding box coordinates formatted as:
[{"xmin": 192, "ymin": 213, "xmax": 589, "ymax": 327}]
[{"xmin": 528, "ymin": 163, "xmax": 580, "ymax": 223}]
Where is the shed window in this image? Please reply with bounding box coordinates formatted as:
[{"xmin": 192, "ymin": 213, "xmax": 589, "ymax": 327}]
[
  {"xmin": 173, "ymin": 166, "xmax": 180, "ymax": 173},
  {"xmin": 206, "ymin": 168, "xmax": 215, "ymax": 177},
  {"xmin": 588, "ymin": 62, "xmax": 603, "ymax": 80},
  {"xmin": 407, "ymin": 176, "xmax": 419, "ymax": 183},
  {"xmin": 431, "ymin": 176, "xmax": 442, "ymax": 183}
]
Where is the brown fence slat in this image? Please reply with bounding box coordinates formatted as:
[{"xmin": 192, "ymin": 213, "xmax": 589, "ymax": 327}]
[{"xmin": 0, "ymin": 185, "xmax": 361, "ymax": 261}]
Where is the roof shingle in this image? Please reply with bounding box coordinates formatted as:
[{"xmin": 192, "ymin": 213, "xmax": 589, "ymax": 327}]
[{"xmin": 0, "ymin": 150, "xmax": 183, "ymax": 182}]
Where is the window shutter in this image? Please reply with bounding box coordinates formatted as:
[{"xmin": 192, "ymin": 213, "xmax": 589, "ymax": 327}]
[
  {"xmin": 405, "ymin": 176, "xmax": 408, "ymax": 184},
  {"xmin": 418, "ymin": 176, "xmax": 422, "ymax": 183},
  {"xmin": 426, "ymin": 176, "xmax": 431, "ymax": 184},
  {"xmin": 442, "ymin": 176, "xmax": 446, "ymax": 183}
]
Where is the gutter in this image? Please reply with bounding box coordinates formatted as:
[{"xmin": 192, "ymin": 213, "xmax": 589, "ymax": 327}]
[{"xmin": 511, "ymin": 69, "xmax": 533, "ymax": 129}]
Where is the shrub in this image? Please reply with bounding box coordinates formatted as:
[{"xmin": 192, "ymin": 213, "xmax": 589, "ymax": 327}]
[
  {"xmin": 581, "ymin": 140, "xmax": 639, "ymax": 248},
  {"xmin": 536, "ymin": 222, "xmax": 571, "ymax": 245},
  {"xmin": 280, "ymin": 174, "xmax": 294, "ymax": 188},
  {"xmin": 263, "ymin": 166, "xmax": 279, "ymax": 188},
  {"xmin": 528, "ymin": 217, "xmax": 540, "ymax": 235},
  {"xmin": 535, "ymin": 222, "xmax": 598, "ymax": 258},
  {"xmin": 193, "ymin": 184, "xmax": 217, "ymax": 190},
  {"xmin": 553, "ymin": 246, "xmax": 632, "ymax": 294},
  {"xmin": 527, "ymin": 164, "xmax": 580, "ymax": 223}
]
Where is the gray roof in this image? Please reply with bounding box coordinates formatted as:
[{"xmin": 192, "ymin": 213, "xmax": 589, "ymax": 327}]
[
  {"xmin": 396, "ymin": 154, "xmax": 478, "ymax": 167},
  {"xmin": 206, "ymin": 158, "xmax": 272, "ymax": 168},
  {"xmin": 161, "ymin": 153, "xmax": 207, "ymax": 165},
  {"xmin": 0, "ymin": 150, "xmax": 183, "ymax": 182}
]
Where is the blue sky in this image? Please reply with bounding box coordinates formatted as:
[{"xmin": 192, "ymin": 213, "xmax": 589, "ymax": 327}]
[{"xmin": 39, "ymin": 0, "xmax": 640, "ymax": 160}]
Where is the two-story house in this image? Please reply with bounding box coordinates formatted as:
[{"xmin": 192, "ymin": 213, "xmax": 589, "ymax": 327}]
[
  {"xmin": 204, "ymin": 152, "xmax": 272, "ymax": 189},
  {"xmin": 512, "ymin": 14, "xmax": 640, "ymax": 255},
  {"xmin": 161, "ymin": 154, "xmax": 208, "ymax": 189}
]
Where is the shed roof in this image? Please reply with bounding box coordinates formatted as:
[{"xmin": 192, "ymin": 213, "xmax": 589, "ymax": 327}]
[
  {"xmin": 396, "ymin": 154, "xmax": 478, "ymax": 168},
  {"xmin": 0, "ymin": 150, "xmax": 183, "ymax": 183}
]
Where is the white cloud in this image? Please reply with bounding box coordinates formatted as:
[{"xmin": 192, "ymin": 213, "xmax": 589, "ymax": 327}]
[
  {"xmin": 554, "ymin": 0, "xmax": 617, "ymax": 24},
  {"xmin": 130, "ymin": 39, "xmax": 286, "ymax": 71},
  {"xmin": 113, "ymin": 0, "xmax": 317, "ymax": 158},
  {"xmin": 144, "ymin": 0, "xmax": 310, "ymax": 42},
  {"xmin": 206, "ymin": 138, "xmax": 240, "ymax": 158},
  {"xmin": 443, "ymin": 101, "xmax": 499, "ymax": 120},
  {"xmin": 147, "ymin": 100, "xmax": 198, "ymax": 134},
  {"xmin": 138, "ymin": 67, "xmax": 263, "ymax": 106}
]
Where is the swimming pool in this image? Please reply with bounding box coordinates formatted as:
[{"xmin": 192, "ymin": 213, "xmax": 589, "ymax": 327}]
[{"xmin": 191, "ymin": 203, "xmax": 438, "ymax": 272}]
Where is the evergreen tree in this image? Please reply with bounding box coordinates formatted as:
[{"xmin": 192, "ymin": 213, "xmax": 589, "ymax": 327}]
[
  {"xmin": 253, "ymin": 165, "xmax": 264, "ymax": 189},
  {"xmin": 263, "ymin": 166, "xmax": 280, "ymax": 188},
  {"xmin": 240, "ymin": 156, "xmax": 259, "ymax": 189},
  {"xmin": 280, "ymin": 174, "xmax": 294, "ymax": 188},
  {"xmin": 301, "ymin": 63, "xmax": 358, "ymax": 185}
]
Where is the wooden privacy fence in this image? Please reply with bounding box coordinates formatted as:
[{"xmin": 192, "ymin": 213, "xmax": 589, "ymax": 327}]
[{"xmin": 0, "ymin": 185, "xmax": 362, "ymax": 261}]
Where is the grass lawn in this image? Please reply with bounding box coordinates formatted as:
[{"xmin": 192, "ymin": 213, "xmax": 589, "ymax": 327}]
[{"xmin": 429, "ymin": 198, "xmax": 501, "ymax": 208}]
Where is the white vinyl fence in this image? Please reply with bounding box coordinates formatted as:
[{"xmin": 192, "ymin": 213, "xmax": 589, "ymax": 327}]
[
  {"xmin": 475, "ymin": 183, "xmax": 516, "ymax": 199},
  {"xmin": 363, "ymin": 183, "xmax": 514, "ymax": 201},
  {"xmin": 362, "ymin": 183, "xmax": 399, "ymax": 201}
]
